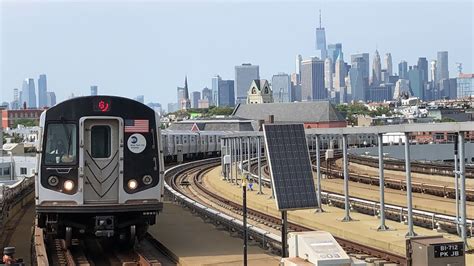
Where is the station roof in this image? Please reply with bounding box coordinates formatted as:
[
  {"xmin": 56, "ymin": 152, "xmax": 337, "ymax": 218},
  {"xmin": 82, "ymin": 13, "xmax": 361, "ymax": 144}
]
[{"xmin": 231, "ymin": 101, "xmax": 345, "ymax": 123}]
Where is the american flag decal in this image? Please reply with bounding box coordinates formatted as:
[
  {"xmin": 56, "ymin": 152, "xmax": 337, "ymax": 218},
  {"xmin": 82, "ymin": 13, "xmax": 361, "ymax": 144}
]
[{"xmin": 125, "ymin": 119, "xmax": 149, "ymax": 133}]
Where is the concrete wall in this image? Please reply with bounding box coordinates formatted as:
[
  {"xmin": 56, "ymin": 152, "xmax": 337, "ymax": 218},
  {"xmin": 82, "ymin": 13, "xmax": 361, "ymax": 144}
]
[{"xmin": 351, "ymin": 142, "xmax": 474, "ymax": 163}]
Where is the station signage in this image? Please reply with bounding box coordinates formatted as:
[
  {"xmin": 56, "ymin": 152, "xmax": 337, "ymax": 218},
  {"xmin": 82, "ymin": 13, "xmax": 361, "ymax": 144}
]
[{"xmin": 433, "ymin": 243, "xmax": 464, "ymax": 258}]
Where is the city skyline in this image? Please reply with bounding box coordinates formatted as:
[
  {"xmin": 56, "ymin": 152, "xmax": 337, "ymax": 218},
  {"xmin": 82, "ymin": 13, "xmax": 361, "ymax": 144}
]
[{"xmin": 1, "ymin": 1, "xmax": 472, "ymax": 107}]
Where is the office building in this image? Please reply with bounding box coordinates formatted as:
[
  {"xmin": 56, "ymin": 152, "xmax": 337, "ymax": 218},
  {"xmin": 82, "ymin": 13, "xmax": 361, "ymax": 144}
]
[
  {"xmin": 384, "ymin": 53, "xmax": 393, "ymax": 76},
  {"xmin": 211, "ymin": 75, "xmax": 221, "ymax": 106},
  {"xmin": 371, "ymin": 50, "xmax": 382, "ymax": 86},
  {"xmin": 366, "ymin": 84, "xmax": 393, "ymax": 102},
  {"xmin": 408, "ymin": 66, "xmax": 424, "ymax": 99},
  {"xmin": 327, "ymin": 43, "xmax": 342, "ymax": 72},
  {"xmin": 436, "ymin": 51, "xmax": 449, "ymax": 82},
  {"xmin": 334, "ymin": 52, "xmax": 345, "ymax": 91},
  {"xmin": 290, "ymin": 73, "xmax": 302, "ymax": 102},
  {"xmin": 457, "ymin": 73, "xmax": 474, "ymax": 98},
  {"xmin": 271, "ymin": 73, "xmax": 291, "ymax": 103},
  {"xmin": 91, "ymin": 85, "xmax": 98, "ymax": 96},
  {"xmin": 439, "ymin": 78, "xmax": 457, "ymax": 99},
  {"xmin": 191, "ymin": 91, "xmax": 201, "ymax": 108},
  {"xmin": 167, "ymin": 102, "xmax": 179, "ymax": 113},
  {"xmin": 315, "ymin": 10, "xmax": 327, "ymax": 59},
  {"xmin": 417, "ymin": 57, "xmax": 428, "ymax": 84},
  {"xmin": 47, "ymin": 92, "xmax": 56, "ymax": 107},
  {"xmin": 393, "ymin": 79, "xmax": 412, "ymax": 99},
  {"xmin": 235, "ymin": 63, "xmax": 259, "ymax": 105},
  {"xmin": 218, "ymin": 79, "xmax": 235, "ymax": 107},
  {"xmin": 202, "ymin": 87, "xmax": 212, "ymax": 105},
  {"xmin": 22, "ymin": 78, "xmax": 37, "ymax": 108},
  {"xmin": 351, "ymin": 53, "xmax": 370, "ymax": 87},
  {"xmin": 348, "ymin": 59, "xmax": 365, "ymax": 102},
  {"xmin": 398, "ymin": 60, "xmax": 408, "ymax": 80},
  {"xmin": 247, "ymin": 79, "xmax": 273, "ymax": 104},
  {"xmin": 295, "ymin": 54, "xmax": 303, "ymax": 83},
  {"xmin": 324, "ymin": 57, "xmax": 333, "ymax": 91},
  {"xmin": 177, "ymin": 87, "xmax": 185, "ymax": 104},
  {"xmin": 10, "ymin": 88, "xmax": 20, "ymax": 110},
  {"xmin": 301, "ymin": 57, "xmax": 326, "ymax": 101},
  {"xmin": 38, "ymin": 74, "xmax": 47, "ymax": 108},
  {"xmin": 198, "ymin": 99, "xmax": 209, "ymax": 109}
]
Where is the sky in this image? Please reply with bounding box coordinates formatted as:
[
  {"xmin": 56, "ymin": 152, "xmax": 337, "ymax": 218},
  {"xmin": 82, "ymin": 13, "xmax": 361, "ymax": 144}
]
[{"xmin": 1, "ymin": 0, "xmax": 473, "ymax": 108}]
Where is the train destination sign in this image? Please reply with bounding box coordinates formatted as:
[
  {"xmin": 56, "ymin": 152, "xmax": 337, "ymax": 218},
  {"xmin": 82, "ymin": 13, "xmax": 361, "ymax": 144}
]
[{"xmin": 433, "ymin": 243, "xmax": 464, "ymax": 258}]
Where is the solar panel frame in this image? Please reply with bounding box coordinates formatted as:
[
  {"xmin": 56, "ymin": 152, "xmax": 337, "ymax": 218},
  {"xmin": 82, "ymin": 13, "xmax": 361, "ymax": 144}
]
[{"xmin": 263, "ymin": 123, "xmax": 318, "ymax": 211}]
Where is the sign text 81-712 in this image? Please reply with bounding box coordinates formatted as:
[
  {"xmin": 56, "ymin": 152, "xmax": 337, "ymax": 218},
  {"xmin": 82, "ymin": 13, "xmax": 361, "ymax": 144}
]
[{"xmin": 433, "ymin": 243, "xmax": 464, "ymax": 258}]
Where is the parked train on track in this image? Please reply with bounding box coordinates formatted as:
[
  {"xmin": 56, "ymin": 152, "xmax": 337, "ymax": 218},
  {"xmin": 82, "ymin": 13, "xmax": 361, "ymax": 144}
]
[{"xmin": 36, "ymin": 96, "xmax": 165, "ymax": 247}]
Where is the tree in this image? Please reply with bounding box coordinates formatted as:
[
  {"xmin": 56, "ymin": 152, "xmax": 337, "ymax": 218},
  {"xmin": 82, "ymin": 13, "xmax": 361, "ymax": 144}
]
[{"xmin": 13, "ymin": 119, "xmax": 38, "ymax": 127}]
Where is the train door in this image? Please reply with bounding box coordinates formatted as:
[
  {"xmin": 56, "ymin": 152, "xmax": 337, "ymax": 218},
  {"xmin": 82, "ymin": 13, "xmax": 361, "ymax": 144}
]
[{"xmin": 82, "ymin": 119, "xmax": 121, "ymax": 203}]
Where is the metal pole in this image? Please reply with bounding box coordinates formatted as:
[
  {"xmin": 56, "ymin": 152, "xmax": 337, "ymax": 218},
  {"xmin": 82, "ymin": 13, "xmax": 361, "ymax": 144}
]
[
  {"xmin": 404, "ymin": 132, "xmax": 415, "ymax": 237},
  {"xmin": 247, "ymin": 137, "xmax": 251, "ymax": 174},
  {"xmin": 281, "ymin": 210, "xmax": 288, "ymax": 258},
  {"xmin": 257, "ymin": 137, "xmax": 263, "ymax": 194},
  {"xmin": 454, "ymin": 136, "xmax": 460, "ymax": 236},
  {"xmin": 315, "ymin": 135, "xmax": 323, "ymax": 212},
  {"xmin": 458, "ymin": 131, "xmax": 467, "ymax": 248},
  {"xmin": 238, "ymin": 137, "xmax": 242, "ymax": 185},
  {"xmin": 233, "ymin": 138, "xmax": 237, "ymax": 184},
  {"xmin": 242, "ymin": 177, "xmax": 248, "ymax": 266},
  {"xmin": 342, "ymin": 134, "xmax": 352, "ymax": 221},
  {"xmin": 377, "ymin": 133, "xmax": 388, "ymax": 230}
]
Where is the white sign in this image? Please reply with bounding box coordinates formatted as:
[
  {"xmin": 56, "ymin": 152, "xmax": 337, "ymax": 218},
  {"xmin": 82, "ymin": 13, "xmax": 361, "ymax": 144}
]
[{"xmin": 127, "ymin": 133, "xmax": 147, "ymax": 154}]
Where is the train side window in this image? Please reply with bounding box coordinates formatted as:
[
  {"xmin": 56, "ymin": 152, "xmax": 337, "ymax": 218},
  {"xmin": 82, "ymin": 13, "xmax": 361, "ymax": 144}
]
[{"xmin": 91, "ymin": 126, "xmax": 111, "ymax": 158}]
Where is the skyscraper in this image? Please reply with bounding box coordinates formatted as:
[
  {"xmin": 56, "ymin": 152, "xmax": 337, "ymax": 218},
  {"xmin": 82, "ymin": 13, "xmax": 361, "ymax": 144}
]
[
  {"xmin": 26, "ymin": 78, "xmax": 37, "ymax": 108},
  {"xmin": 334, "ymin": 52, "xmax": 345, "ymax": 90},
  {"xmin": 408, "ymin": 66, "xmax": 424, "ymax": 99},
  {"xmin": 38, "ymin": 74, "xmax": 47, "ymax": 108},
  {"xmin": 218, "ymin": 79, "xmax": 235, "ymax": 107},
  {"xmin": 436, "ymin": 51, "xmax": 449, "ymax": 82},
  {"xmin": 315, "ymin": 10, "xmax": 327, "ymax": 59},
  {"xmin": 202, "ymin": 87, "xmax": 212, "ymax": 105},
  {"xmin": 211, "ymin": 75, "xmax": 221, "ymax": 106},
  {"xmin": 349, "ymin": 57, "xmax": 365, "ymax": 101},
  {"xmin": 191, "ymin": 91, "xmax": 201, "ymax": 108},
  {"xmin": 417, "ymin": 57, "xmax": 428, "ymax": 84},
  {"xmin": 271, "ymin": 73, "xmax": 291, "ymax": 103},
  {"xmin": 351, "ymin": 53, "xmax": 370, "ymax": 85},
  {"xmin": 235, "ymin": 63, "xmax": 259, "ymax": 105},
  {"xmin": 384, "ymin": 53, "xmax": 393, "ymax": 76},
  {"xmin": 398, "ymin": 60, "xmax": 408, "ymax": 80},
  {"xmin": 327, "ymin": 43, "xmax": 342, "ymax": 72},
  {"xmin": 371, "ymin": 50, "xmax": 382, "ymax": 86},
  {"xmin": 91, "ymin": 85, "xmax": 98, "ymax": 96},
  {"xmin": 301, "ymin": 57, "xmax": 326, "ymax": 101},
  {"xmin": 135, "ymin": 95, "xmax": 144, "ymax": 103},
  {"xmin": 324, "ymin": 57, "xmax": 333, "ymax": 91},
  {"xmin": 11, "ymin": 88, "xmax": 20, "ymax": 110},
  {"xmin": 177, "ymin": 87, "xmax": 185, "ymax": 103},
  {"xmin": 46, "ymin": 92, "xmax": 56, "ymax": 107},
  {"xmin": 295, "ymin": 54, "xmax": 302, "ymax": 81},
  {"xmin": 290, "ymin": 73, "xmax": 302, "ymax": 102}
]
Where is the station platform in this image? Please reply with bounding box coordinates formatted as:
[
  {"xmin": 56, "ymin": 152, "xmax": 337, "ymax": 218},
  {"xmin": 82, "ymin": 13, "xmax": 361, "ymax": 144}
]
[
  {"xmin": 148, "ymin": 201, "xmax": 280, "ymax": 266},
  {"xmin": 204, "ymin": 166, "xmax": 473, "ymax": 265}
]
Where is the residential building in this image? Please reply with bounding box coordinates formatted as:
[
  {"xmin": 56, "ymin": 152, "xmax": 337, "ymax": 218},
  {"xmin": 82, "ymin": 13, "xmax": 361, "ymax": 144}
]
[
  {"xmin": 393, "ymin": 79, "xmax": 412, "ymax": 99},
  {"xmin": 211, "ymin": 75, "xmax": 221, "ymax": 106},
  {"xmin": 271, "ymin": 73, "xmax": 291, "ymax": 103},
  {"xmin": 247, "ymin": 79, "xmax": 273, "ymax": 104},
  {"xmin": 21, "ymin": 78, "xmax": 37, "ymax": 108},
  {"xmin": 10, "ymin": 88, "xmax": 20, "ymax": 110},
  {"xmin": 301, "ymin": 57, "xmax": 326, "ymax": 101},
  {"xmin": 457, "ymin": 73, "xmax": 474, "ymax": 98},
  {"xmin": 439, "ymin": 78, "xmax": 457, "ymax": 99},
  {"xmin": 235, "ymin": 63, "xmax": 259, "ymax": 105},
  {"xmin": 91, "ymin": 85, "xmax": 98, "ymax": 96},
  {"xmin": 38, "ymin": 74, "xmax": 47, "ymax": 108},
  {"xmin": 198, "ymin": 99, "xmax": 209, "ymax": 109},
  {"xmin": 191, "ymin": 91, "xmax": 201, "ymax": 108}
]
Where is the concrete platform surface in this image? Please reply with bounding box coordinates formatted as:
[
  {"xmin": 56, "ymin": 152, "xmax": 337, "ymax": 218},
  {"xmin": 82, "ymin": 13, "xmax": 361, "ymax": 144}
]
[
  {"xmin": 149, "ymin": 201, "xmax": 280, "ymax": 266},
  {"xmin": 207, "ymin": 166, "xmax": 473, "ymax": 265}
]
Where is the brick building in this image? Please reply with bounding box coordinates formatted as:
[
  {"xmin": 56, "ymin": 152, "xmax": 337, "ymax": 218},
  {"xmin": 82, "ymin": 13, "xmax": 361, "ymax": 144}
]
[{"xmin": 1, "ymin": 108, "xmax": 45, "ymax": 128}]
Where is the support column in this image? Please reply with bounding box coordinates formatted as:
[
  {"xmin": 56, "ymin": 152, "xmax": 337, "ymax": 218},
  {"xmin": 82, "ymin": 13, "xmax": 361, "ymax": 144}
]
[
  {"xmin": 315, "ymin": 135, "xmax": 323, "ymax": 212},
  {"xmin": 404, "ymin": 132, "xmax": 416, "ymax": 237},
  {"xmin": 342, "ymin": 134, "xmax": 352, "ymax": 221},
  {"xmin": 458, "ymin": 132, "xmax": 467, "ymax": 248},
  {"xmin": 377, "ymin": 133, "xmax": 388, "ymax": 230},
  {"xmin": 257, "ymin": 137, "xmax": 263, "ymax": 194},
  {"xmin": 238, "ymin": 137, "xmax": 242, "ymax": 185},
  {"xmin": 247, "ymin": 137, "xmax": 251, "ymax": 174},
  {"xmin": 233, "ymin": 138, "xmax": 237, "ymax": 184},
  {"xmin": 454, "ymin": 136, "xmax": 460, "ymax": 236}
]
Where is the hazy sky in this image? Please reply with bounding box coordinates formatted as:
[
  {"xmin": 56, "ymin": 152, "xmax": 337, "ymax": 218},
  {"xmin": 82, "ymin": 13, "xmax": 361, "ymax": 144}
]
[{"xmin": 1, "ymin": 0, "xmax": 473, "ymax": 107}]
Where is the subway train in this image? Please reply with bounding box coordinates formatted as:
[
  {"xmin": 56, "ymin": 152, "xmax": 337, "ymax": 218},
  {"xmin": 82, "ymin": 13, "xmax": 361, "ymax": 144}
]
[{"xmin": 36, "ymin": 96, "xmax": 165, "ymax": 247}]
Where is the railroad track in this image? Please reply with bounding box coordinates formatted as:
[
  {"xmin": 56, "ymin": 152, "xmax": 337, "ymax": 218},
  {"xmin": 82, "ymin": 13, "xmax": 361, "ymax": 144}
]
[{"xmin": 165, "ymin": 158, "xmax": 406, "ymax": 265}]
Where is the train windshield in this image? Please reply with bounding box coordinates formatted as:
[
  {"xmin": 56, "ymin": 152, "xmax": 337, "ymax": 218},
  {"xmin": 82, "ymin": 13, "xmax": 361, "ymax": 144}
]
[{"xmin": 44, "ymin": 123, "xmax": 77, "ymax": 165}]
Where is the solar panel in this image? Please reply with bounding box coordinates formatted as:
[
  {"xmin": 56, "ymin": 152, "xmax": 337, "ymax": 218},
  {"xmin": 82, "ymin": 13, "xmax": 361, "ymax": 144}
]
[{"xmin": 263, "ymin": 124, "xmax": 318, "ymax": 210}]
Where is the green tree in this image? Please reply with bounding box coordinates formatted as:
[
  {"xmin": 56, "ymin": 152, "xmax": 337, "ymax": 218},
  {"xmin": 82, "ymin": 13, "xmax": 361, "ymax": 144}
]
[{"xmin": 13, "ymin": 119, "xmax": 38, "ymax": 127}]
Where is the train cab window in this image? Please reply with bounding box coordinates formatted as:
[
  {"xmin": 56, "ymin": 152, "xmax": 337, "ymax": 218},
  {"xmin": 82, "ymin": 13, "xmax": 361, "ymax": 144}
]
[
  {"xmin": 91, "ymin": 126, "xmax": 111, "ymax": 158},
  {"xmin": 44, "ymin": 124, "xmax": 77, "ymax": 165}
]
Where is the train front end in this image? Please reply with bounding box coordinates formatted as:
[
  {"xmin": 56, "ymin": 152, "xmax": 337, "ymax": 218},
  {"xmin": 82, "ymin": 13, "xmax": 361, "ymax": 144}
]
[{"xmin": 36, "ymin": 96, "xmax": 164, "ymax": 247}]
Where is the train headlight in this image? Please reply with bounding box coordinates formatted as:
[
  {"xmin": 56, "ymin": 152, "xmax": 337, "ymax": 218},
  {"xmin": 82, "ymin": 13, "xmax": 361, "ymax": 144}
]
[
  {"xmin": 64, "ymin": 180, "xmax": 75, "ymax": 191},
  {"xmin": 142, "ymin": 175, "xmax": 153, "ymax": 185},
  {"xmin": 128, "ymin": 179, "xmax": 138, "ymax": 190},
  {"xmin": 48, "ymin": 175, "xmax": 59, "ymax": 187}
]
